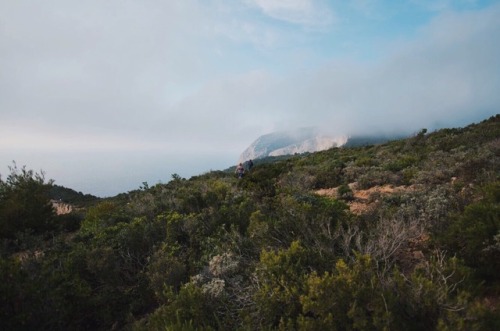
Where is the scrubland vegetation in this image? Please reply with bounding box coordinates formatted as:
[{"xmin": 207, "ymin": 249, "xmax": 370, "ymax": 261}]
[{"xmin": 1, "ymin": 115, "xmax": 499, "ymax": 330}]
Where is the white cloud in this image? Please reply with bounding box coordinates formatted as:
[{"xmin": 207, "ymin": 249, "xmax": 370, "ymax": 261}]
[
  {"xmin": 307, "ymin": 3, "xmax": 500, "ymax": 133},
  {"xmin": 0, "ymin": 0, "xmax": 211, "ymax": 119},
  {"xmin": 349, "ymin": 0, "xmax": 380, "ymax": 17},
  {"xmin": 409, "ymin": 0, "xmax": 483, "ymax": 12},
  {"xmin": 201, "ymin": 2, "xmax": 500, "ymax": 136},
  {"xmin": 410, "ymin": 0, "xmax": 453, "ymax": 11},
  {"xmin": 246, "ymin": 0, "xmax": 335, "ymax": 28}
]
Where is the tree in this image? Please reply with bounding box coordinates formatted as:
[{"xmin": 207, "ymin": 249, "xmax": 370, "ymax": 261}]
[{"xmin": 0, "ymin": 162, "xmax": 55, "ymax": 238}]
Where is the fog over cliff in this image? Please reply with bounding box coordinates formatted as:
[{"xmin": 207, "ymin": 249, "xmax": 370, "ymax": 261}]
[{"xmin": 239, "ymin": 128, "xmax": 349, "ymax": 162}]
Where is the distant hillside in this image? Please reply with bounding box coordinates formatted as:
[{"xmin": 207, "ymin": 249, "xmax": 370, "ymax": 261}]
[{"xmin": 49, "ymin": 184, "xmax": 100, "ymax": 206}]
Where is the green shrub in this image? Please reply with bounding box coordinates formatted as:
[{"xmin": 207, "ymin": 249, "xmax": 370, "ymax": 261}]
[
  {"xmin": 299, "ymin": 255, "xmax": 392, "ymax": 331},
  {"xmin": 247, "ymin": 241, "xmax": 311, "ymax": 329},
  {"xmin": 136, "ymin": 283, "xmax": 219, "ymax": 330},
  {"xmin": 337, "ymin": 184, "xmax": 354, "ymax": 201},
  {"xmin": 0, "ymin": 163, "xmax": 56, "ymax": 238},
  {"xmin": 80, "ymin": 201, "xmax": 130, "ymax": 233},
  {"xmin": 384, "ymin": 154, "xmax": 419, "ymax": 172},
  {"xmin": 439, "ymin": 182, "xmax": 500, "ymax": 280}
]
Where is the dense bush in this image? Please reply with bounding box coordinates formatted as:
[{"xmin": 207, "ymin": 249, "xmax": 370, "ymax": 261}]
[
  {"xmin": 0, "ymin": 163, "xmax": 55, "ymax": 239},
  {"xmin": 437, "ymin": 182, "xmax": 500, "ymax": 280}
]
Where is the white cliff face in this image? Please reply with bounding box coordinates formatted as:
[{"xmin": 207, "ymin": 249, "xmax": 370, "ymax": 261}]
[
  {"xmin": 238, "ymin": 128, "xmax": 348, "ymax": 162},
  {"xmin": 269, "ymin": 135, "xmax": 348, "ymax": 157},
  {"xmin": 238, "ymin": 142, "xmax": 269, "ymax": 162}
]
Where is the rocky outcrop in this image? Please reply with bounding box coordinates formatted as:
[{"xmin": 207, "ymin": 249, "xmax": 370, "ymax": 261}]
[
  {"xmin": 269, "ymin": 135, "xmax": 348, "ymax": 157},
  {"xmin": 51, "ymin": 200, "xmax": 73, "ymax": 215},
  {"xmin": 239, "ymin": 127, "xmax": 348, "ymax": 162}
]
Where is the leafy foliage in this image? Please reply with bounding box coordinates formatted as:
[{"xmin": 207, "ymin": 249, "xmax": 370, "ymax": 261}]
[
  {"xmin": 0, "ymin": 162, "xmax": 55, "ymax": 239},
  {"xmin": 437, "ymin": 182, "xmax": 500, "ymax": 280},
  {"xmin": 1, "ymin": 115, "xmax": 500, "ymax": 330}
]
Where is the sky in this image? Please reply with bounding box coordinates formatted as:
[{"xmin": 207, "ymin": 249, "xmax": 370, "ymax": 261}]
[{"xmin": 1, "ymin": 0, "xmax": 499, "ymax": 197}]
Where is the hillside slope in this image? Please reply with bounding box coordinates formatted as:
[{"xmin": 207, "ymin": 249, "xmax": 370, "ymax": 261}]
[{"xmin": 1, "ymin": 115, "xmax": 499, "ymax": 330}]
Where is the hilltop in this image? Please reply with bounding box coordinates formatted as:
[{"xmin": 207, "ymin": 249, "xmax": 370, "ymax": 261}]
[
  {"xmin": 1, "ymin": 115, "xmax": 499, "ymax": 330},
  {"xmin": 238, "ymin": 127, "xmax": 403, "ymax": 162},
  {"xmin": 49, "ymin": 184, "xmax": 100, "ymax": 206}
]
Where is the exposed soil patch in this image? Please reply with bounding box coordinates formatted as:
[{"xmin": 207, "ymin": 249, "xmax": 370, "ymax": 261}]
[{"xmin": 316, "ymin": 183, "xmax": 420, "ymax": 215}]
